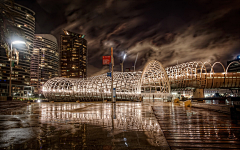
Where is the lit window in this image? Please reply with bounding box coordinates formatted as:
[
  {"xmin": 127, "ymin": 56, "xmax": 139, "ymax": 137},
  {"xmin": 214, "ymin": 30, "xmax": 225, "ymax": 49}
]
[
  {"xmin": 26, "ymin": 36, "xmax": 31, "ymax": 40},
  {"xmin": 26, "ymin": 14, "xmax": 35, "ymax": 21}
]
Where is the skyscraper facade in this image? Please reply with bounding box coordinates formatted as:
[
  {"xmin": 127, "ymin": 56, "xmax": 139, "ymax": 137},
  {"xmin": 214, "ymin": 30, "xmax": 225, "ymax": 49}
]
[
  {"xmin": 31, "ymin": 34, "xmax": 59, "ymax": 95},
  {"xmin": 0, "ymin": 2, "xmax": 35, "ymax": 97},
  {"xmin": 60, "ymin": 30, "xmax": 87, "ymax": 78}
]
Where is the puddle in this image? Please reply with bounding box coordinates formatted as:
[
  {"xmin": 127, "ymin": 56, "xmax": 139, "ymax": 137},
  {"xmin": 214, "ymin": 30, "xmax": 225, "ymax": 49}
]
[{"xmin": 0, "ymin": 102, "xmax": 170, "ymax": 149}]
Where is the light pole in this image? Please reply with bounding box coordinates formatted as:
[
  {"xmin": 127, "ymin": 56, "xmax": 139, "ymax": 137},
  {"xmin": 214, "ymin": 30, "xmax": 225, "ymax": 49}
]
[
  {"xmin": 111, "ymin": 47, "xmax": 114, "ymax": 103},
  {"xmin": 9, "ymin": 40, "xmax": 26, "ymax": 100},
  {"xmin": 133, "ymin": 53, "xmax": 138, "ymax": 72},
  {"xmin": 120, "ymin": 53, "xmax": 126, "ymax": 72}
]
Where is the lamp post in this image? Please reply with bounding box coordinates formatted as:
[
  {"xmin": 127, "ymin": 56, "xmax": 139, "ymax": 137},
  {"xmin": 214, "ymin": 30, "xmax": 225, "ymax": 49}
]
[
  {"xmin": 111, "ymin": 47, "xmax": 114, "ymax": 103},
  {"xmin": 120, "ymin": 53, "xmax": 126, "ymax": 72},
  {"xmin": 133, "ymin": 53, "xmax": 138, "ymax": 72},
  {"xmin": 9, "ymin": 40, "xmax": 26, "ymax": 100}
]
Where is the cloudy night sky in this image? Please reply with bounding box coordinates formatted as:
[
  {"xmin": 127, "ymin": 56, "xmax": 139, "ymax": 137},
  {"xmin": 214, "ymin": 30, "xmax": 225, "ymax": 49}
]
[{"xmin": 15, "ymin": 0, "xmax": 240, "ymax": 76}]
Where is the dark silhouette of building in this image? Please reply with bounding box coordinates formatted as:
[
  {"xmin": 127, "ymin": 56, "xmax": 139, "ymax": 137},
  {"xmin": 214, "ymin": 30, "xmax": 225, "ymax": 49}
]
[
  {"xmin": 60, "ymin": 30, "xmax": 87, "ymax": 78},
  {"xmin": 227, "ymin": 55, "xmax": 240, "ymax": 72}
]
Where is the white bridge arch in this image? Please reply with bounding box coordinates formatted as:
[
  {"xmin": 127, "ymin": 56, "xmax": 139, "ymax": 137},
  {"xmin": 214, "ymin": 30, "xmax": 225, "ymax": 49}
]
[
  {"xmin": 43, "ymin": 60, "xmax": 171, "ymax": 101},
  {"xmin": 166, "ymin": 61, "xmax": 240, "ymax": 89}
]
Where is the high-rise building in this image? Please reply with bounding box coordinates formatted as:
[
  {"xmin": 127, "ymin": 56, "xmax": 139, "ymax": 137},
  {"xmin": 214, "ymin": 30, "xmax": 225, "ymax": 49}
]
[
  {"xmin": 60, "ymin": 30, "xmax": 87, "ymax": 78},
  {"xmin": 0, "ymin": 2, "xmax": 35, "ymax": 97},
  {"xmin": 227, "ymin": 55, "xmax": 240, "ymax": 72},
  {"xmin": 31, "ymin": 34, "xmax": 59, "ymax": 95}
]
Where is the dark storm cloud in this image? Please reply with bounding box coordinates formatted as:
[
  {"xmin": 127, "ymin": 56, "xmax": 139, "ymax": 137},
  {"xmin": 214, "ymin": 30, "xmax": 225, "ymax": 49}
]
[{"xmin": 16, "ymin": 0, "xmax": 240, "ymax": 75}]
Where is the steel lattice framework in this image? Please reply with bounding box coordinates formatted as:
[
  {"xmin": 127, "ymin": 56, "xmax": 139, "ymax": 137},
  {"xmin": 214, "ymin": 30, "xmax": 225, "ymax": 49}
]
[
  {"xmin": 166, "ymin": 61, "xmax": 240, "ymax": 89},
  {"xmin": 43, "ymin": 60, "xmax": 171, "ymax": 101},
  {"xmin": 43, "ymin": 60, "xmax": 240, "ymax": 101}
]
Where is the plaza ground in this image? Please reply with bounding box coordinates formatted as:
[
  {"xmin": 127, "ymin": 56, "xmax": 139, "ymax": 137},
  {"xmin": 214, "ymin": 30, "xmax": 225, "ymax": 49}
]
[{"xmin": 0, "ymin": 101, "xmax": 239, "ymax": 149}]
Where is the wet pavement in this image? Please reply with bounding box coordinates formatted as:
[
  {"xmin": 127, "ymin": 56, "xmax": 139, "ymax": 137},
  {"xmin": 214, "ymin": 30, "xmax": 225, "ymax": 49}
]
[
  {"xmin": 153, "ymin": 102, "xmax": 240, "ymax": 149},
  {"xmin": 0, "ymin": 102, "xmax": 169, "ymax": 149},
  {"xmin": 1, "ymin": 101, "xmax": 240, "ymax": 149},
  {"xmin": 0, "ymin": 101, "xmax": 27, "ymax": 115}
]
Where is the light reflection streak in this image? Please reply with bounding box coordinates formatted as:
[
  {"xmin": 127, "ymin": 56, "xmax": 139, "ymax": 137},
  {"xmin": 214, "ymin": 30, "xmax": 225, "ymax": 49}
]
[{"xmin": 39, "ymin": 102, "xmax": 163, "ymax": 146}]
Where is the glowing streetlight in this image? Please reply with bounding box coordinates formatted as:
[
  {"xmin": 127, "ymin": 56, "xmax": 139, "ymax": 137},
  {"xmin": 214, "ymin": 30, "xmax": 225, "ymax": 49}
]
[
  {"xmin": 12, "ymin": 41, "xmax": 26, "ymax": 45},
  {"xmin": 123, "ymin": 54, "xmax": 126, "ymax": 60},
  {"xmin": 8, "ymin": 40, "xmax": 26, "ymax": 100}
]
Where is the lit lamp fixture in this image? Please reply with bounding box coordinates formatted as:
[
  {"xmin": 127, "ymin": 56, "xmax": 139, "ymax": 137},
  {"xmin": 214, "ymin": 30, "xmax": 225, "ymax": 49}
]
[
  {"xmin": 12, "ymin": 41, "xmax": 26, "ymax": 45},
  {"xmin": 237, "ymin": 55, "xmax": 240, "ymax": 60},
  {"xmin": 8, "ymin": 40, "xmax": 26, "ymax": 100},
  {"xmin": 120, "ymin": 53, "xmax": 127, "ymax": 72}
]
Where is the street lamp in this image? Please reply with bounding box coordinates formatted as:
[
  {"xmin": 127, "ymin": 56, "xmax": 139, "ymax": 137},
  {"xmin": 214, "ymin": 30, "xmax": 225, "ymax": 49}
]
[
  {"xmin": 132, "ymin": 53, "xmax": 138, "ymax": 72},
  {"xmin": 120, "ymin": 53, "xmax": 127, "ymax": 72},
  {"xmin": 8, "ymin": 40, "xmax": 26, "ymax": 100},
  {"xmin": 111, "ymin": 47, "xmax": 115, "ymax": 103}
]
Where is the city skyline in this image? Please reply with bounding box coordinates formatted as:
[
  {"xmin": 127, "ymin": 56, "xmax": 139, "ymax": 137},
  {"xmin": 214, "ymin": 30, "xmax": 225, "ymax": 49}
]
[
  {"xmin": 0, "ymin": 1, "xmax": 240, "ymax": 149},
  {"xmin": 15, "ymin": 0, "xmax": 240, "ymax": 76}
]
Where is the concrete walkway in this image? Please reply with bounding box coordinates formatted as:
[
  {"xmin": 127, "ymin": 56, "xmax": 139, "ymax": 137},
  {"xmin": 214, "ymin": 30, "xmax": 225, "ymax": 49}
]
[
  {"xmin": 2, "ymin": 101, "xmax": 239, "ymax": 149},
  {"xmin": 0, "ymin": 101, "xmax": 28, "ymax": 115},
  {"xmin": 0, "ymin": 102, "xmax": 170, "ymax": 149},
  {"xmin": 152, "ymin": 102, "xmax": 240, "ymax": 149}
]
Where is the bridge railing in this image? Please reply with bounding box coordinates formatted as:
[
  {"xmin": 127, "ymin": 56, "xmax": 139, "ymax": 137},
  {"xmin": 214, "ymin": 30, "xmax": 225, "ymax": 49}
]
[{"xmin": 169, "ymin": 72, "xmax": 240, "ymax": 89}]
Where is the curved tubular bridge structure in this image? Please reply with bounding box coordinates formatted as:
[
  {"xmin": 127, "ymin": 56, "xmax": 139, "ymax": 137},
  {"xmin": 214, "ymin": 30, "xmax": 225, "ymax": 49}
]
[
  {"xmin": 166, "ymin": 61, "xmax": 240, "ymax": 89},
  {"xmin": 43, "ymin": 60, "xmax": 170, "ymax": 101},
  {"xmin": 43, "ymin": 60, "xmax": 240, "ymax": 101}
]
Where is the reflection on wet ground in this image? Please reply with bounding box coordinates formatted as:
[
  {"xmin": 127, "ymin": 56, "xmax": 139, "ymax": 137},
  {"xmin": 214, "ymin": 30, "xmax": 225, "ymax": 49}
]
[
  {"xmin": 1, "ymin": 101, "xmax": 240, "ymax": 149},
  {"xmin": 0, "ymin": 102, "xmax": 169, "ymax": 149},
  {"xmin": 153, "ymin": 102, "xmax": 240, "ymax": 149}
]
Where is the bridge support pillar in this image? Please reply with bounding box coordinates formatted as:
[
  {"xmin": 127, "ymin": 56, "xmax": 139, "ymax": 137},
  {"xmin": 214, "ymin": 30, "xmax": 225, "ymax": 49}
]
[{"xmin": 193, "ymin": 89, "xmax": 204, "ymax": 98}]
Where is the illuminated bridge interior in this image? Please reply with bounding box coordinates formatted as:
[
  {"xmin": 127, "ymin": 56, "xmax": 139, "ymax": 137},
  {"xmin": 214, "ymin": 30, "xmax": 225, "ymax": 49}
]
[
  {"xmin": 43, "ymin": 60, "xmax": 240, "ymax": 101},
  {"xmin": 166, "ymin": 61, "xmax": 240, "ymax": 89}
]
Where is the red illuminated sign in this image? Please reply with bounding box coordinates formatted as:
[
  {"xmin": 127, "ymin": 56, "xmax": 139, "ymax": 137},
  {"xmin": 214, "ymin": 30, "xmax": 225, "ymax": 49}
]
[{"xmin": 102, "ymin": 56, "xmax": 111, "ymax": 65}]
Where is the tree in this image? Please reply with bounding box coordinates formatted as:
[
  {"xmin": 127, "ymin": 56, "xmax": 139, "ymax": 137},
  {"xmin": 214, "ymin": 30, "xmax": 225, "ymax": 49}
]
[{"xmin": 0, "ymin": 0, "xmax": 25, "ymax": 58}]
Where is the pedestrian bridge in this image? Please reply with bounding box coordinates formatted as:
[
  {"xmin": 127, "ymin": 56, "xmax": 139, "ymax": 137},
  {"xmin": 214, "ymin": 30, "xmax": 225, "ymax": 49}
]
[
  {"xmin": 43, "ymin": 60, "xmax": 240, "ymax": 101},
  {"xmin": 43, "ymin": 60, "xmax": 170, "ymax": 101},
  {"xmin": 166, "ymin": 61, "xmax": 240, "ymax": 89}
]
